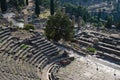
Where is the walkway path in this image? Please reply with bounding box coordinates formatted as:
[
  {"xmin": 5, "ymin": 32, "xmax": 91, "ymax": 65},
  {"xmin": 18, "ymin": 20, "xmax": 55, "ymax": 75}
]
[
  {"xmin": 58, "ymin": 55, "xmax": 120, "ymax": 80},
  {"xmin": 58, "ymin": 44, "xmax": 120, "ymax": 70},
  {"xmin": 56, "ymin": 44, "xmax": 120, "ymax": 80}
]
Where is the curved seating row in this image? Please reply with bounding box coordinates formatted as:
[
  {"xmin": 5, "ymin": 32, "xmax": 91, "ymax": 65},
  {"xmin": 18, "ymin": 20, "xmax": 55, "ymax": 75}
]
[
  {"xmin": 0, "ymin": 27, "xmax": 65, "ymax": 80},
  {"xmin": 0, "ymin": 52, "xmax": 40, "ymax": 80},
  {"xmin": 75, "ymin": 31, "xmax": 120, "ymax": 65}
]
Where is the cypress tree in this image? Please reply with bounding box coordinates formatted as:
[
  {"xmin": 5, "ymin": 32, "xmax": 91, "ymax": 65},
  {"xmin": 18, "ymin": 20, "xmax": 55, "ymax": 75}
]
[
  {"xmin": 35, "ymin": 0, "xmax": 40, "ymax": 17},
  {"xmin": 26, "ymin": 0, "xmax": 29, "ymax": 5},
  {"xmin": 50, "ymin": 0, "xmax": 54, "ymax": 15},
  {"xmin": 1, "ymin": 0, "xmax": 7, "ymax": 12}
]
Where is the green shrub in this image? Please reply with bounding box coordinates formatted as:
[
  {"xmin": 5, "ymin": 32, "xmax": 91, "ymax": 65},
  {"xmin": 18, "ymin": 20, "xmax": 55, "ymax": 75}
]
[
  {"xmin": 21, "ymin": 44, "xmax": 29, "ymax": 49},
  {"xmin": 87, "ymin": 47, "xmax": 97, "ymax": 53},
  {"xmin": 24, "ymin": 24, "xmax": 35, "ymax": 30}
]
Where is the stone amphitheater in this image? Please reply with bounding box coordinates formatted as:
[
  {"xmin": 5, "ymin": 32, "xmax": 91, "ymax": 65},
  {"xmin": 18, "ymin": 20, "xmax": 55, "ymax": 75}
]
[
  {"xmin": 1, "ymin": 27, "xmax": 120, "ymax": 80},
  {"xmin": 1, "ymin": 0, "xmax": 120, "ymax": 80},
  {"xmin": 0, "ymin": 26, "xmax": 71, "ymax": 80}
]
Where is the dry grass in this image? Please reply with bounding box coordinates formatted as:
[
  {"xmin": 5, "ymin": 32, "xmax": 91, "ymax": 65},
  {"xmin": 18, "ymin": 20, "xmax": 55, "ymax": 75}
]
[{"xmin": 39, "ymin": 9, "xmax": 50, "ymax": 18}]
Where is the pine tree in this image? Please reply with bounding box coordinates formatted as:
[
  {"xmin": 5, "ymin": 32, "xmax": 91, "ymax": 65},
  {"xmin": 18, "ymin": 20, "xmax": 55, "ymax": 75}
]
[
  {"xmin": 50, "ymin": 0, "xmax": 54, "ymax": 15},
  {"xmin": 45, "ymin": 11, "xmax": 74, "ymax": 41},
  {"xmin": 35, "ymin": 0, "xmax": 40, "ymax": 17}
]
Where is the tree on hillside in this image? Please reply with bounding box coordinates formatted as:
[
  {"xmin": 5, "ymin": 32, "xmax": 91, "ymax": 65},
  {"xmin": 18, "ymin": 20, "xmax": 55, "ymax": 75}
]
[
  {"xmin": 77, "ymin": 6, "xmax": 90, "ymax": 22},
  {"xmin": 64, "ymin": 3, "xmax": 90, "ymax": 22},
  {"xmin": 105, "ymin": 15, "xmax": 113, "ymax": 28},
  {"xmin": 35, "ymin": 0, "xmax": 40, "ymax": 17},
  {"xmin": 9, "ymin": 0, "xmax": 19, "ymax": 7},
  {"xmin": 39, "ymin": 0, "xmax": 59, "ymax": 9},
  {"xmin": 9, "ymin": 0, "xmax": 26, "ymax": 11},
  {"xmin": 50, "ymin": 0, "xmax": 54, "ymax": 15},
  {"xmin": 45, "ymin": 11, "xmax": 74, "ymax": 42},
  {"xmin": 0, "ymin": 0, "xmax": 7, "ymax": 12},
  {"xmin": 39, "ymin": 0, "xmax": 50, "ymax": 8},
  {"xmin": 19, "ymin": 0, "xmax": 25, "ymax": 6}
]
